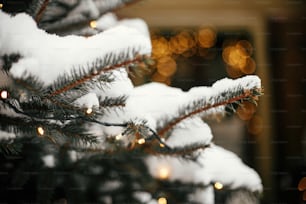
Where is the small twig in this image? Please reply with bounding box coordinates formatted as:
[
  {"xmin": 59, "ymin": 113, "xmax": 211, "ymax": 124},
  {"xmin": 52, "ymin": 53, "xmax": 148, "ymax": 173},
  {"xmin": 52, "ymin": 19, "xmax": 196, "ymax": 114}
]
[
  {"xmin": 158, "ymin": 90, "xmax": 255, "ymax": 136},
  {"xmin": 47, "ymin": 56, "xmax": 142, "ymax": 98},
  {"xmin": 35, "ymin": 0, "xmax": 50, "ymax": 23}
]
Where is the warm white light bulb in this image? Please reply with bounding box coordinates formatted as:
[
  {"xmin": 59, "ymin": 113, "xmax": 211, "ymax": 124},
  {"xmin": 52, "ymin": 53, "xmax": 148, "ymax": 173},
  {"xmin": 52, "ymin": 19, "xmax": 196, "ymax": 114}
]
[
  {"xmin": 214, "ymin": 182, "xmax": 223, "ymax": 190},
  {"xmin": 115, "ymin": 134, "xmax": 123, "ymax": 140},
  {"xmin": 37, "ymin": 126, "xmax": 45, "ymax": 136},
  {"xmin": 158, "ymin": 166, "xmax": 170, "ymax": 180},
  {"xmin": 0, "ymin": 4, "xmax": 3, "ymax": 9},
  {"xmin": 0, "ymin": 90, "xmax": 8, "ymax": 99},
  {"xmin": 158, "ymin": 197, "xmax": 167, "ymax": 204},
  {"xmin": 86, "ymin": 108, "xmax": 93, "ymax": 115},
  {"xmin": 90, "ymin": 20, "xmax": 97, "ymax": 28},
  {"xmin": 137, "ymin": 138, "xmax": 146, "ymax": 145}
]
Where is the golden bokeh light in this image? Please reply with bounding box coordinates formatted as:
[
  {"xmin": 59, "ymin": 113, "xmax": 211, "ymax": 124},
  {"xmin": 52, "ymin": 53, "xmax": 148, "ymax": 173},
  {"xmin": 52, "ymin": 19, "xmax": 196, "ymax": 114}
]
[
  {"xmin": 247, "ymin": 115, "xmax": 263, "ymax": 135},
  {"xmin": 137, "ymin": 138, "xmax": 146, "ymax": 145},
  {"xmin": 156, "ymin": 56, "xmax": 177, "ymax": 77},
  {"xmin": 197, "ymin": 27, "xmax": 217, "ymax": 48},
  {"xmin": 236, "ymin": 40, "xmax": 253, "ymax": 57},
  {"xmin": 236, "ymin": 101, "xmax": 256, "ymax": 121},
  {"xmin": 223, "ymin": 40, "xmax": 256, "ymax": 76},
  {"xmin": 151, "ymin": 72, "xmax": 170, "ymax": 83},
  {"xmin": 214, "ymin": 182, "xmax": 223, "ymax": 190},
  {"xmin": 86, "ymin": 108, "xmax": 93, "ymax": 115},
  {"xmin": 37, "ymin": 126, "xmax": 45, "ymax": 136},
  {"xmin": 89, "ymin": 20, "xmax": 97, "ymax": 29},
  {"xmin": 0, "ymin": 4, "xmax": 3, "ymax": 9},
  {"xmin": 158, "ymin": 166, "xmax": 170, "ymax": 180},
  {"xmin": 227, "ymin": 47, "xmax": 248, "ymax": 69},
  {"xmin": 152, "ymin": 36, "xmax": 171, "ymax": 59},
  {"xmin": 169, "ymin": 31, "xmax": 195, "ymax": 55},
  {"xmin": 241, "ymin": 57, "xmax": 256, "ymax": 74},
  {"xmin": 225, "ymin": 65, "xmax": 244, "ymax": 79},
  {"xmin": 158, "ymin": 197, "xmax": 167, "ymax": 204}
]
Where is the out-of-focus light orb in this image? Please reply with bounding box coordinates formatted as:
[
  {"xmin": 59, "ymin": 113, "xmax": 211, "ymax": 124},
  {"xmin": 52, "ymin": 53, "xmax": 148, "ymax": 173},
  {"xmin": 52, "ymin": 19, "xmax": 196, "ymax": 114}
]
[
  {"xmin": 241, "ymin": 57, "xmax": 256, "ymax": 74},
  {"xmin": 247, "ymin": 115, "xmax": 263, "ymax": 135},
  {"xmin": 225, "ymin": 65, "xmax": 244, "ymax": 78},
  {"xmin": 214, "ymin": 182, "xmax": 223, "ymax": 190},
  {"xmin": 0, "ymin": 90, "xmax": 8, "ymax": 99},
  {"xmin": 170, "ymin": 31, "xmax": 196, "ymax": 55},
  {"xmin": 197, "ymin": 27, "xmax": 216, "ymax": 48},
  {"xmin": 156, "ymin": 56, "xmax": 177, "ymax": 77},
  {"xmin": 236, "ymin": 101, "xmax": 256, "ymax": 121},
  {"xmin": 89, "ymin": 20, "xmax": 97, "ymax": 28},
  {"xmin": 236, "ymin": 40, "xmax": 253, "ymax": 57},
  {"xmin": 158, "ymin": 197, "xmax": 167, "ymax": 204},
  {"xmin": 158, "ymin": 166, "xmax": 170, "ymax": 180},
  {"xmin": 137, "ymin": 138, "xmax": 146, "ymax": 145},
  {"xmin": 37, "ymin": 126, "xmax": 45, "ymax": 136},
  {"xmin": 152, "ymin": 36, "xmax": 171, "ymax": 59}
]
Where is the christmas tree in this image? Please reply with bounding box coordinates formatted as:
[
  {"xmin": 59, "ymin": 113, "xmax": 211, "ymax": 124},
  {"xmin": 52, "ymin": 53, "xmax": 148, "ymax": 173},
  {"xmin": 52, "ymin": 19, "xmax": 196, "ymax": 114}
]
[{"xmin": 0, "ymin": 1, "xmax": 263, "ymax": 203}]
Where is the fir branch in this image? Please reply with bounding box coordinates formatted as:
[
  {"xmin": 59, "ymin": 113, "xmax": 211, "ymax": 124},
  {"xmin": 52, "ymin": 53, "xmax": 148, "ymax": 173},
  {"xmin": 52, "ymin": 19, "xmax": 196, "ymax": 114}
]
[
  {"xmin": 0, "ymin": 142, "xmax": 23, "ymax": 155},
  {"xmin": 1, "ymin": 54, "xmax": 22, "ymax": 72},
  {"xmin": 149, "ymin": 143, "xmax": 210, "ymax": 156},
  {"xmin": 158, "ymin": 87, "xmax": 262, "ymax": 137},
  {"xmin": 100, "ymin": 96, "xmax": 127, "ymax": 108},
  {"xmin": 35, "ymin": 0, "xmax": 50, "ymax": 23},
  {"xmin": 46, "ymin": 51, "xmax": 144, "ymax": 98}
]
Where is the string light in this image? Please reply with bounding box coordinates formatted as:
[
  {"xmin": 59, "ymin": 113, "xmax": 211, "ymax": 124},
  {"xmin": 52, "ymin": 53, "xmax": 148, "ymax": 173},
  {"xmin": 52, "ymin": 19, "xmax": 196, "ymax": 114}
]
[
  {"xmin": 37, "ymin": 126, "xmax": 45, "ymax": 136},
  {"xmin": 86, "ymin": 108, "xmax": 93, "ymax": 115},
  {"xmin": 137, "ymin": 138, "xmax": 146, "ymax": 145},
  {"xmin": 115, "ymin": 133, "xmax": 123, "ymax": 140},
  {"xmin": 214, "ymin": 182, "xmax": 223, "ymax": 190},
  {"xmin": 159, "ymin": 138, "xmax": 166, "ymax": 148},
  {"xmin": 0, "ymin": 4, "xmax": 3, "ymax": 9},
  {"xmin": 197, "ymin": 27, "xmax": 216, "ymax": 48},
  {"xmin": 89, "ymin": 20, "xmax": 97, "ymax": 29},
  {"xmin": 158, "ymin": 166, "xmax": 170, "ymax": 180},
  {"xmin": 156, "ymin": 56, "xmax": 177, "ymax": 77},
  {"xmin": 157, "ymin": 197, "xmax": 167, "ymax": 204},
  {"xmin": 0, "ymin": 90, "xmax": 8, "ymax": 99}
]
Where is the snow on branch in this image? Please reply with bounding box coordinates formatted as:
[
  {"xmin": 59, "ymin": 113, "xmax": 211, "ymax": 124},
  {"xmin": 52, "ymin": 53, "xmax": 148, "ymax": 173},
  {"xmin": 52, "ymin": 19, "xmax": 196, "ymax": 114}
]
[
  {"xmin": 0, "ymin": 11, "xmax": 151, "ymax": 86},
  {"xmin": 27, "ymin": 0, "xmax": 141, "ymax": 32},
  {"xmin": 157, "ymin": 76, "xmax": 262, "ymax": 137}
]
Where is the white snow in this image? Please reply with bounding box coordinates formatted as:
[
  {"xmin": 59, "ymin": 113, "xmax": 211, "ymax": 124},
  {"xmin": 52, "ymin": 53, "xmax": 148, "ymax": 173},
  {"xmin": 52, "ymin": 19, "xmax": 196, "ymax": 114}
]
[
  {"xmin": 74, "ymin": 92, "xmax": 99, "ymax": 108},
  {"xmin": 146, "ymin": 144, "xmax": 263, "ymax": 193},
  {"xmin": 0, "ymin": 11, "xmax": 151, "ymax": 85},
  {"xmin": 0, "ymin": 131, "xmax": 16, "ymax": 141}
]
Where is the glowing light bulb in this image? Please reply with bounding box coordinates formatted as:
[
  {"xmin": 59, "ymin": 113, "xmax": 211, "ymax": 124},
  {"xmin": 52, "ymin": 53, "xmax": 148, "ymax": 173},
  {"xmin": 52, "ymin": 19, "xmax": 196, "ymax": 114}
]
[
  {"xmin": 137, "ymin": 138, "xmax": 146, "ymax": 145},
  {"xmin": 0, "ymin": 90, "xmax": 8, "ymax": 99},
  {"xmin": 214, "ymin": 182, "xmax": 223, "ymax": 190},
  {"xmin": 37, "ymin": 127, "xmax": 45, "ymax": 136},
  {"xmin": 0, "ymin": 4, "xmax": 3, "ymax": 9},
  {"xmin": 90, "ymin": 20, "xmax": 97, "ymax": 28},
  {"xmin": 115, "ymin": 134, "xmax": 123, "ymax": 140},
  {"xmin": 86, "ymin": 108, "xmax": 93, "ymax": 115},
  {"xmin": 160, "ymin": 138, "xmax": 165, "ymax": 148},
  {"xmin": 158, "ymin": 197, "xmax": 167, "ymax": 204},
  {"xmin": 158, "ymin": 166, "xmax": 170, "ymax": 180}
]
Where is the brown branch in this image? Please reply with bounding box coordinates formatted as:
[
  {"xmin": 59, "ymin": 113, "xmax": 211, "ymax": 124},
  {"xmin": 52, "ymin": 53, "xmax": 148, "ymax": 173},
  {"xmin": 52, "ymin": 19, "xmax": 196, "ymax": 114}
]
[
  {"xmin": 35, "ymin": 0, "xmax": 50, "ymax": 23},
  {"xmin": 157, "ymin": 90, "xmax": 255, "ymax": 136},
  {"xmin": 47, "ymin": 56, "xmax": 142, "ymax": 98},
  {"xmin": 145, "ymin": 143, "xmax": 210, "ymax": 156}
]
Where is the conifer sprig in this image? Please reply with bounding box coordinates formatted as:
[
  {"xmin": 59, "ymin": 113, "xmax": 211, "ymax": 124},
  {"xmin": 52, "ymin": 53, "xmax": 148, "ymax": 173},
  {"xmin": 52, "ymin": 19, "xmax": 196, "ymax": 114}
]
[
  {"xmin": 158, "ymin": 86, "xmax": 262, "ymax": 137},
  {"xmin": 46, "ymin": 49, "xmax": 147, "ymax": 98}
]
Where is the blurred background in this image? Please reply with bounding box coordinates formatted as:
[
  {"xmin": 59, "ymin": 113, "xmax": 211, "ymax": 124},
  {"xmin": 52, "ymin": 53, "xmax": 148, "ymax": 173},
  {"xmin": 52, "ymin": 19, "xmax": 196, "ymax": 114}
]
[
  {"xmin": 115, "ymin": 1, "xmax": 306, "ymax": 203},
  {"xmin": 1, "ymin": 0, "xmax": 306, "ymax": 203}
]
